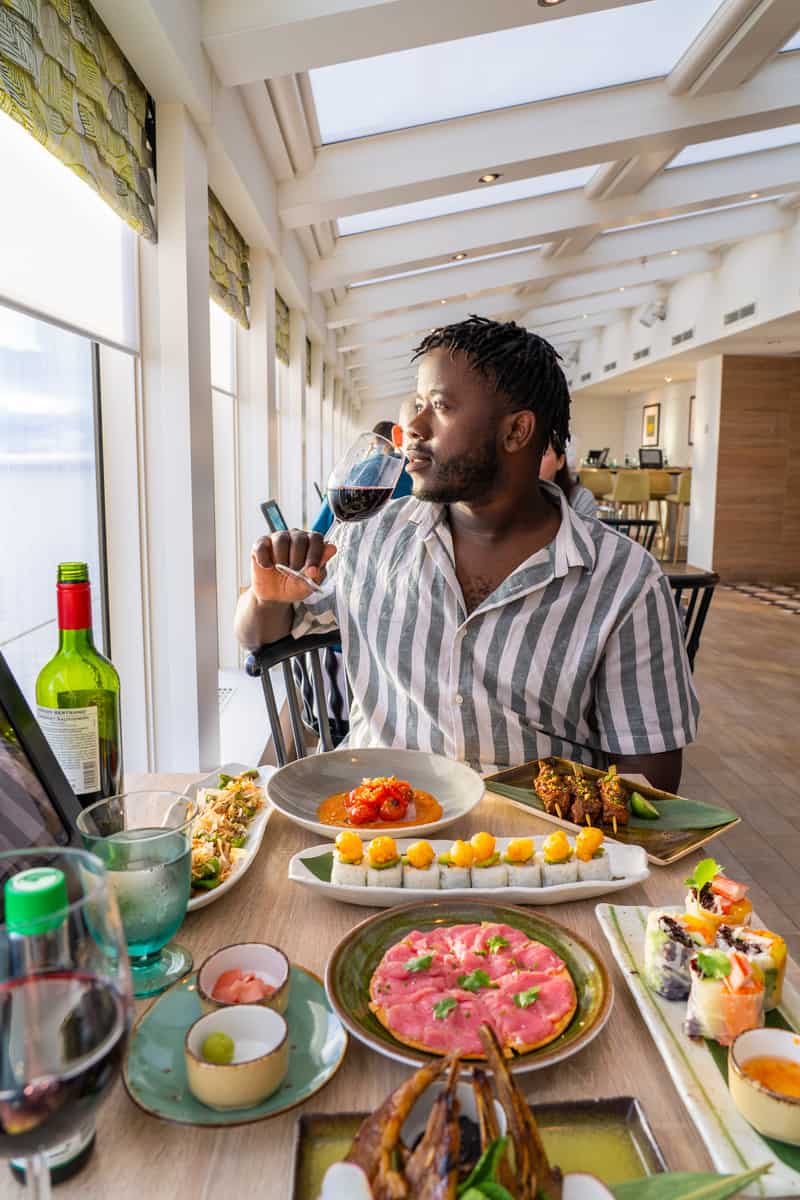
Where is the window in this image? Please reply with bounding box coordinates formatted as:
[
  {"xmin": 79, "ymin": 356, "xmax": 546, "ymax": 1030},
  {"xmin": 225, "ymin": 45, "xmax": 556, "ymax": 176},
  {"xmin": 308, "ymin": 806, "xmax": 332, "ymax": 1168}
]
[
  {"xmin": 210, "ymin": 301, "xmax": 241, "ymax": 670},
  {"xmin": 0, "ymin": 305, "xmax": 105, "ymax": 707}
]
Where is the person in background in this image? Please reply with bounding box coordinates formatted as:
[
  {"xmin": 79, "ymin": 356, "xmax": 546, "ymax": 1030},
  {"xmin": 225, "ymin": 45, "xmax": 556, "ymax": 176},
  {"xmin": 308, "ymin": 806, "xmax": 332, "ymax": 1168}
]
[
  {"xmin": 311, "ymin": 419, "xmax": 414, "ymax": 536},
  {"xmin": 540, "ymin": 436, "xmax": 596, "ymax": 519}
]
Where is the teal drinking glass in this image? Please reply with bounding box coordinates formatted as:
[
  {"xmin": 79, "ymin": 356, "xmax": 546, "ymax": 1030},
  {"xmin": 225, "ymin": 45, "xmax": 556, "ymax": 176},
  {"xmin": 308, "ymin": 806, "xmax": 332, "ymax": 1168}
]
[{"xmin": 77, "ymin": 792, "xmax": 196, "ymax": 998}]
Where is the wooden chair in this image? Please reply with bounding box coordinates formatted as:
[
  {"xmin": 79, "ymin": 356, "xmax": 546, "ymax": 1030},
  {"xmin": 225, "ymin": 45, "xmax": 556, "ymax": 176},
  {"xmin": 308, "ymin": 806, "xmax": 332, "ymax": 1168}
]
[
  {"xmin": 665, "ymin": 472, "xmax": 691, "ymax": 563},
  {"xmin": 647, "ymin": 470, "xmax": 672, "ymax": 553},
  {"xmin": 245, "ymin": 630, "xmax": 346, "ymax": 765},
  {"xmin": 601, "ymin": 516, "xmax": 659, "ymax": 554},
  {"xmin": 579, "ymin": 468, "xmax": 613, "ymax": 500},
  {"xmin": 665, "ymin": 569, "xmax": 719, "ymax": 671},
  {"xmin": 603, "ymin": 471, "xmax": 650, "ymax": 518}
]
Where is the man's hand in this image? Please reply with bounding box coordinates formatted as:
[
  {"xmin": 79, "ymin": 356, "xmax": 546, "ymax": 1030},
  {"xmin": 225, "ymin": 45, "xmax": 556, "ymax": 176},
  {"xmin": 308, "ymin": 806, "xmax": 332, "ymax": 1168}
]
[{"xmin": 250, "ymin": 531, "xmax": 337, "ymax": 604}]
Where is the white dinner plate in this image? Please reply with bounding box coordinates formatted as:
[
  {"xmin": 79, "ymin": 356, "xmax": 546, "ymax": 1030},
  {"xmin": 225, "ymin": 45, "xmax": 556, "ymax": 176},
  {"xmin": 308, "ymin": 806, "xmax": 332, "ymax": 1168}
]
[
  {"xmin": 184, "ymin": 762, "xmax": 274, "ymax": 912},
  {"xmin": 266, "ymin": 748, "xmax": 484, "ymax": 838},
  {"xmin": 288, "ymin": 835, "xmax": 648, "ymax": 907}
]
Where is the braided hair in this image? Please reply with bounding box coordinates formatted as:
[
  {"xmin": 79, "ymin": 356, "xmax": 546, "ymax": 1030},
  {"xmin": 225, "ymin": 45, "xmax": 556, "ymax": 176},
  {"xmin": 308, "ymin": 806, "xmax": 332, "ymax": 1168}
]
[{"xmin": 412, "ymin": 315, "xmax": 571, "ymax": 453}]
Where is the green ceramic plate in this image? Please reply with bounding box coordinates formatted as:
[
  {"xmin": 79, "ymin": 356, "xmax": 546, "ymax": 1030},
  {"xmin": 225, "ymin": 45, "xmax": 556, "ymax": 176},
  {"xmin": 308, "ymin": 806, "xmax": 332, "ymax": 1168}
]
[
  {"xmin": 325, "ymin": 898, "xmax": 612, "ymax": 1074},
  {"xmin": 123, "ymin": 965, "xmax": 348, "ymax": 1127}
]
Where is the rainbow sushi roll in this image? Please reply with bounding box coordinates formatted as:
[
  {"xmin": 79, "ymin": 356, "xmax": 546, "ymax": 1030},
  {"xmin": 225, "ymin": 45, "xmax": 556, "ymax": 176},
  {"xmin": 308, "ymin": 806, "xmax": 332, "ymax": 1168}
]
[
  {"xmin": 502, "ymin": 838, "xmax": 541, "ymax": 887},
  {"xmin": 439, "ymin": 840, "xmax": 473, "ymax": 889},
  {"xmin": 401, "ymin": 840, "xmax": 440, "ymax": 890},
  {"xmin": 469, "ymin": 833, "xmax": 508, "ymax": 889},
  {"xmin": 685, "ymin": 948, "xmax": 764, "ymax": 1046},
  {"xmin": 644, "ymin": 909, "xmax": 714, "ymax": 1000},
  {"xmin": 366, "ymin": 836, "xmax": 402, "ymax": 888},
  {"xmin": 541, "ymin": 831, "xmax": 578, "ymax": 886},
  {"xmin": 684, "ymin": 858, "xmax": 752, "ymax": 934},
  {"xmin": 331, "ymin": 832, "xmax": 366, "ymax": 886},
  {"xmin": 575, "ymin": 828, "xmax": 611, "ymax": 883},
  {"xmin": 715, "ymin": 926, "xmax": 787, "ymax": 1012}
]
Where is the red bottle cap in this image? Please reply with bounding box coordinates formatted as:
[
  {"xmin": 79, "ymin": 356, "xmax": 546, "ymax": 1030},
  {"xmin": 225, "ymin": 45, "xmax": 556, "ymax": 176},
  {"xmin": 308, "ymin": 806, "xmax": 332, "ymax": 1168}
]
[{"xmin": 57, "ymin": 582, "xmax": 92, "ymax": 630}]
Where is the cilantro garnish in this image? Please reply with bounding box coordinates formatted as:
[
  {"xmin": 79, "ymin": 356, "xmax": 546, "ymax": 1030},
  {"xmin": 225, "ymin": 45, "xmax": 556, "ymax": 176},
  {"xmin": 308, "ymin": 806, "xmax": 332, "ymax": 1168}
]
[
  {"xmin": 487, "ymin": 935, "xmax": 509, "ymax": 954},
  {"xmin": 404, "ymin": 953, "xmax": 433, "ymax": 974},
  {"xmin": 458, "ymin": 969, "xmax": 493, "ymax": 993},
  {"xmin": 513, "ymin": 987, "xmax": 541, "ymax": 1009},
  {"xmin": 695, "ymin": 949, "xmax": 732, "ymax": 980},
  {"xmin": 433, "ymin": 997, "xmax": 457, "ymax": 1020},
  {"xmin": 684, "ymin": 857, "xmax": 722, "ymax": 892}
]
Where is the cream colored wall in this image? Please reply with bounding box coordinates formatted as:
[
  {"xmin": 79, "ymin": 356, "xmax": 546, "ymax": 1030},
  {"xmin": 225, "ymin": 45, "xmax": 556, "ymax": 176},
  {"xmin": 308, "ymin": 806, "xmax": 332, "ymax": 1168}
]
[
  {"xmin": 569, "ymin": 393, "xmax": 626, "ymax": 465},
  {"xmin": 623, "ymin": 382, "xmax": 695, "ymax": 466}
]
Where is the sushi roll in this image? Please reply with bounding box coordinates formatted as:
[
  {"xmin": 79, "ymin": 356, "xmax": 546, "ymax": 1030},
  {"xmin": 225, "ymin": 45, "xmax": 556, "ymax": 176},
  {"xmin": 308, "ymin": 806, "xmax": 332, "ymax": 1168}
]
[
  {"xmin": 502, "ymin": 838, "xmax": 541, "ymax": 887},
  {"xmin": 684, "ymin": 858, "xmax": 752, "ymax": 934},
  {"xmin": 469, "ymin": 833, "xmax": 508, "ymax": 889},
  {"xmin": 575, "ymin": 828, "xmax": 611, "ymax": 882},
  {"xmin": 644, "ymin": 909, "xmax": 714, "ymax": 1000},
  {"xmin": 331, "ymin": 831, "xmax": 366, "ymax": 887},
  {"xmin": 541, "ymin": 831, "xmax": 578, "ymax": 886},
  {"xmin": 685, "ymin": 947, "xmax": 764, "ymax": 1045},
  {"xmin": 366, "ymin": 836, "xmax": 402, "ymax": 888},
  {"xmin": 401, "ymin": 840, "xmax": 440, "ymax": 890},
  {"xmin": 438, "ymin": 840, "xmax": 473, "ymax": 889},
  {"xmin": 716, "ymin": 925, "xmax": 787, "ymax": 1012}
]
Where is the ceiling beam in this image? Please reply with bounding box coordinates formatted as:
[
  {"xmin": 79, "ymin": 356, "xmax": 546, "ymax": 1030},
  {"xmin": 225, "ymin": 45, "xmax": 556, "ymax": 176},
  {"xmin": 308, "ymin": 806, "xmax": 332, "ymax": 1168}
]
[
  {"xmin": 312, "ymin": 146, "xmax": 800, "ymax": 289},
  {"xmin": 669, "ymin": 0, "xmax": 800, "ymax": 96},
  {"xmin": 280, "ymin": 55, "xmax": 800, "ymax": 228},
  {"xmin": 523, "ymin": 285, "xmax": 660, "ymax": 328},
  {"xmin": 326, "ymin": 202, "xmax": 790, "ymax": 322},
  {"xmin": 338, "ymin": 293, "xmax": 520, "ymax": 350},
  {"xmin": 201, "ymin": 0, "xmax": 641, "ymax": 87}
]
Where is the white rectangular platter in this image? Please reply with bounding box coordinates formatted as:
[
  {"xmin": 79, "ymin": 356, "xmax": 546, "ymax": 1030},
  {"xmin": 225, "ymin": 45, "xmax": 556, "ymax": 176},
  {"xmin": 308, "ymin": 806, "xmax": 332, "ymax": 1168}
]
[
  {"xmin": 184, "ymin": 762, "xmax": 274, "ymax": 912},
  {"xmin": 288, "ymin": 836, "xmax": 648, "ymax": 908},
  {"xmin": 596, "ymin": 903, "xmax": 800, "ymax": 1198}
]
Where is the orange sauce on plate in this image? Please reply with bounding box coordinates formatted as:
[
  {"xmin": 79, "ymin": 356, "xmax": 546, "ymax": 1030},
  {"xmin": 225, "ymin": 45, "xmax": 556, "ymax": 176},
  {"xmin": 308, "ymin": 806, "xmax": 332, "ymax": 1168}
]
[
  {"xmin": 742, "ymin": 1056, "xmax": 800, "ymax": 1098},
  {"xmin": 317, "ymin": 789, "xmax": 442, "ymax": 829}
]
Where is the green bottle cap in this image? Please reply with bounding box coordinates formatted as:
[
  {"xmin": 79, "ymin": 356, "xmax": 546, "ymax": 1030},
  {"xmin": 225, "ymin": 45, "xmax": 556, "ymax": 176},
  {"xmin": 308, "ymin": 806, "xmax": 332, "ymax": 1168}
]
[
  {"xmin": 57, "ymin": 562, "xmax": 89, "ymax": 584},
  {"xmin": 5, "ymin": 867, "xmax": 68, "ymax": 935}
]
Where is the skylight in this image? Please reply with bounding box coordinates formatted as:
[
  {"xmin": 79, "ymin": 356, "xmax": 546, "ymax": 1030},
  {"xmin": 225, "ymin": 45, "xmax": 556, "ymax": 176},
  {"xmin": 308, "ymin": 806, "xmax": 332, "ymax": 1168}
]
[
  {"xmin": 337, "ymin": 166, "xmax": 599, "ymax": 236},
  {"xmin": 667, "ymin": 124, "xmax": 800, "ymax": 169},
  {"xmin": 348, "ymin": 243, "xmax": 543, "ymax": 289},
  {"xmin": 310, "ymin": 0, "xmax": 721, "ymax": 144},
  {"xmin": 602, "ymin": 196, "xmax": 780, "ymax": 235},
  {"xmin": 781, "ymin": 31, "xmax": 800, "ymax": 52}
]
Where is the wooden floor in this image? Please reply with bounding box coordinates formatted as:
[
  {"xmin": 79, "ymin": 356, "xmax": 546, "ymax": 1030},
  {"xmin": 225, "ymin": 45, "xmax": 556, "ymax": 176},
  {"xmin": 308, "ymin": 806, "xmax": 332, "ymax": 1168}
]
[{"xmin": 681, "ymin": 585, "xmax": 800, "ymax": 958}]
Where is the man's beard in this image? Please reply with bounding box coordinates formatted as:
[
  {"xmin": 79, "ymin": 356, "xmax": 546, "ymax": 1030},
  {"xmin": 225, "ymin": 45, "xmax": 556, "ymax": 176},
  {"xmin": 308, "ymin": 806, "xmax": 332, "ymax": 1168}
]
[{"xmin": 412, "ymin": 439, "xmax": 500, "ymax": 503}]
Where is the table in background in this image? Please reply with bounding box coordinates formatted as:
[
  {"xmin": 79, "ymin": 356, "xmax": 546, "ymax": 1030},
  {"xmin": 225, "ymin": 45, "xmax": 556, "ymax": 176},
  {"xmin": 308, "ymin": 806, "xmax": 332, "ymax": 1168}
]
[{"xmin": 11, "ymin": 772, "xmax": 796, "ymax": 1200}]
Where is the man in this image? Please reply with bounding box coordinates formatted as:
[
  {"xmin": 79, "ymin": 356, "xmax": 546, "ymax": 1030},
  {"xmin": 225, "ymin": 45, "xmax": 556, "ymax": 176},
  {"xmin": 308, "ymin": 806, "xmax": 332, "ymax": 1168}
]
[{"xmin": 235, "ymin": 317, "xmax": 698, "ymax": 791}]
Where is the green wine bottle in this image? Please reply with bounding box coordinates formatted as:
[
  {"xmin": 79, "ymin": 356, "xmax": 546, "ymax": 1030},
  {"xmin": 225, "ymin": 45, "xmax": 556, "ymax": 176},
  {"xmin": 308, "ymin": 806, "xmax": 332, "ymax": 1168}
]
[{"xmin": 36, "ymin": 563, "xmax": 121, "ymax": 807}]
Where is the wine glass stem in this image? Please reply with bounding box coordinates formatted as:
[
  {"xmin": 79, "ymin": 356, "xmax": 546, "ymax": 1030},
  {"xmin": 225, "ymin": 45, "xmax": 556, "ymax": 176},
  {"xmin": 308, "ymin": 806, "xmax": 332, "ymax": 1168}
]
[{"xmin": 24, "ymin": 1154, "xmax": 51, "ymax": 1199}]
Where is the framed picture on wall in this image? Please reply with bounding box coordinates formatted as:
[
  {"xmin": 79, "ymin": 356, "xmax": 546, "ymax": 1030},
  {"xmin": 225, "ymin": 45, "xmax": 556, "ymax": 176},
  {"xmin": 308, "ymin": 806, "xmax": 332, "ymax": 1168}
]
[
  {"xmin": 641, "ymin": 402, "xmax": 661, "ymax": 447},
  {"xmin": 688, "ymin": 394, "xmax": 695, "ymax": 446}
]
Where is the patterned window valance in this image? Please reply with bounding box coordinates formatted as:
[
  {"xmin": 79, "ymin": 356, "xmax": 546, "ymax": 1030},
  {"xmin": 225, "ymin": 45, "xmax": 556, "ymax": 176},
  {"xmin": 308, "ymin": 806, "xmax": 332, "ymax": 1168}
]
[
  {"xmin": 208, "ymin": 190, "xmax": 250, "ymax": 329},
  {"xmin": 305, "ymin": 336, "xmax": 312, "ymax": 387},
  {"xmin": 0, "ymin": 0, "xmax": 155, "ymax": 240},
  {"xmin": 275, "ymin": 290, "xmax": 290, "ymax": 366}
]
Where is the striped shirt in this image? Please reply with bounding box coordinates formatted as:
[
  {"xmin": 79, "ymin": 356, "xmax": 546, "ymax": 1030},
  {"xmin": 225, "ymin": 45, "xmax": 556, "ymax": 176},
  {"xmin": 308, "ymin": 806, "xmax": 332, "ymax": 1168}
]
[
  {"xmin": 291, "ymin": 483, "xmax": 698, "ymax": 773},
  {"xmin": 570, "ymin": 483, "xmax": 597, "ymax": 518}
]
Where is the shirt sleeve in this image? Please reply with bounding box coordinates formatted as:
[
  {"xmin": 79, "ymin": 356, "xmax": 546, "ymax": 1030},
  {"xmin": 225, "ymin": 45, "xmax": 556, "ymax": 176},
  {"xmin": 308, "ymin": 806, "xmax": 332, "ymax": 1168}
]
[
  {"xmin": 290, "ymin": 529, "xmax": 343, "ymax": 640},
  {"xmin": 570, "ymin": 485, "xmax": 597, "ymax": 519},
  {"xmin": 592, "ymin": 572, "xmax": 699, "ymax": 756}
]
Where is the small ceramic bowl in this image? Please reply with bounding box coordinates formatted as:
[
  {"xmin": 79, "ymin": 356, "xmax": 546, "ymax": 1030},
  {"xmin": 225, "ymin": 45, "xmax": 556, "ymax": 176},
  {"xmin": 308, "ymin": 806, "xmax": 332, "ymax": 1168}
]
[
  {"xmin": 197, "ymin": 942, "xmax": 290, "ymax": 1015},
  {"xmin": 184, "ymin": 1005, "xmax": 289, "ymax": 1111},
  {"xmin": 729, "ymin": 1027, "xmax": 800, "ymax": 1146}
]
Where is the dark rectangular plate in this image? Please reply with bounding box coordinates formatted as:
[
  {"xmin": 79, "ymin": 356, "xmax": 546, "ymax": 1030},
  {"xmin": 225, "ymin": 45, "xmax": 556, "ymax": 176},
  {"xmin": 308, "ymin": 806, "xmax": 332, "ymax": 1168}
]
[
  {"xmin": 485, "ymin": 757, "xmax": 739, "ymax": 866},
  {"xmin": 291, "ymin": 1095, "xmax": 667, "ymax": 1200}
]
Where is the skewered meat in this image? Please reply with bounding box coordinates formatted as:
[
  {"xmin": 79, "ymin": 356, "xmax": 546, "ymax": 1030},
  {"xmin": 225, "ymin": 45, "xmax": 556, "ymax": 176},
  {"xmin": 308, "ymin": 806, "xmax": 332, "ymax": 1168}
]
[
  {"xmin": 569, "ymin": 773, "xmax": 602, "ymax": 826},
  {"xmin": 598, "ymin": 765, "xmax": 629, "ymax": 828},
  {"xmin": 534, "ymin": 759, "xmax": 571, "ymax": 817}
]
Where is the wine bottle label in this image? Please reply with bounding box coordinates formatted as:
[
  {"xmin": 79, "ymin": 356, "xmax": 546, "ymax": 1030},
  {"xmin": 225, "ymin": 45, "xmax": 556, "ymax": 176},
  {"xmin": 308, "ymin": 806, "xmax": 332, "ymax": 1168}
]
[
  {"xmin": 36, "ymin": 706, "xmax": 100, "ymax": 795},
  {"xmin": 11, "ymin": 1116, "xmax": 95, "ymax": 1171}
]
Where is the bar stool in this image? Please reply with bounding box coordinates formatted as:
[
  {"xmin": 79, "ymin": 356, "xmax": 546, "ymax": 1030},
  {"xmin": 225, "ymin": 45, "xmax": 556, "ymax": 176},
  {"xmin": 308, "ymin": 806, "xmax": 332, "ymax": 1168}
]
[
  {"xmin": 647, "ymin": 470, "xmax": 672, "ymax": 555},
  {"xmin": 603, "ymin": 471, "xmax": 650, "ymax": 519},
  {"xmin": 665, "ymin": 471, "xmax": 691, "ymax": 564},
  {"xmin": 579, "ymin": 468, "xmax": 613, "ymax": 500}
]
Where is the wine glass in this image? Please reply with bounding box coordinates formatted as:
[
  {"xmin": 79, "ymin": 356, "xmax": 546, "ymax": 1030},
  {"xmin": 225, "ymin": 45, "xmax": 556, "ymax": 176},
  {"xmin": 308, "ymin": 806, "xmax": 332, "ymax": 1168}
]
[
  {"xmin": 274, "ymin": 431, "xmax": 405, "ymax": 593},
  {"xmin": 0, "ymin": 846, "xmax": 132, "ymax": 1198},
  {"xmin": 76, "ymin": 792, "xmax": 196, "ymax": 998}
]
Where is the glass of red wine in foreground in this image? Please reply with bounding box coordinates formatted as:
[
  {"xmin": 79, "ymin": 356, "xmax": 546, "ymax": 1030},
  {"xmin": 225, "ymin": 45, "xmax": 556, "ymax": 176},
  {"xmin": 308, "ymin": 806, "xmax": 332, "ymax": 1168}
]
[
  {"xmin": 275, "ymin": 431, "xmax": 405, "ymax": 594},
  {"xmin": 0, "ymin": 847, "xmax": 131, "ymax": 1198}
]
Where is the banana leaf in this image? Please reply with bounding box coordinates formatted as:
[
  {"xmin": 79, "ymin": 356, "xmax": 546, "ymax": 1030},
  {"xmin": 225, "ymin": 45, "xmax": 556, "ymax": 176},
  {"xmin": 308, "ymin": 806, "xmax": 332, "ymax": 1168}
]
[
  {"xmin": 611, "ymin": 1164, "xmax": 770, "ymax": 1199},
  {"xmin": 486, "ymin": 782, "xmax": 737, "ymax": 831},
  {"xmin": 301, "ymin": 851, "xmax": 334, "ymax": 882}
]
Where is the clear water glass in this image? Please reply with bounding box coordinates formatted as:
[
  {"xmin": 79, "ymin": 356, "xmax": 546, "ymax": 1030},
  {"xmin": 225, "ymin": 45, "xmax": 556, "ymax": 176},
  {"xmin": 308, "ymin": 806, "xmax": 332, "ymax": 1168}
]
[{"xmin": 76, "ymin": 791, "xmax": 196, "ymax": 998}]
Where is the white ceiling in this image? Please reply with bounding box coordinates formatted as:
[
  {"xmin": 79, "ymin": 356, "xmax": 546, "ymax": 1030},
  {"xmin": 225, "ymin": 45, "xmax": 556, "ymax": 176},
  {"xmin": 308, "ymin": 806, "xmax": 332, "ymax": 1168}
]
[{"xmin": 201, "ymin": 0, "xmax": 800, "ymax": 403}]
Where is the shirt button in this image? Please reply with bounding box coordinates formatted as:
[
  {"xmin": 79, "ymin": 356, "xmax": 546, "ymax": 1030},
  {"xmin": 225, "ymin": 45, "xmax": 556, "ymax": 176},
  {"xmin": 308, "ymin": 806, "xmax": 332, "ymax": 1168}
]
[{"xmin": 455, "ymin": 693, "xmax": 464, "ymax": 705}]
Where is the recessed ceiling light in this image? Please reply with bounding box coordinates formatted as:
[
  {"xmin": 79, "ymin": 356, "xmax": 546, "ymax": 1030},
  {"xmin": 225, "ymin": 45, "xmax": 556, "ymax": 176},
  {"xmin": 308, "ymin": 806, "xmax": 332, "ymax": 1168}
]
[
  {"xmin": 582, "ymin": 314, "xmax": 588, "ymax": 319},
  {"xmin": 619, "ymin": 286, "xmax": 625, "ymax": 292},
  {"xmin": 478, "ymin": 173, "xmax": 502, "ymax": 184},
  {"xmin": 664, "ymin": 376, "xmax": 673, "ymax": 382},
  {"xmin": 670, "ymin": 250, "xmax": 679, "ymax": 256},
  {"xmin": 440, "ymin": 299, "xmax": 447, "ymax": 305},
  {"xmin": 750, "ymin": 192, "xmax": 760, "ymax": 199},
  {"xmin": 538, "ymin": 0, "xmax": 566, "ymax": 5},
  {"xmin": 452, "ymin": 252, "xmax": 467, "ymax": 261}
]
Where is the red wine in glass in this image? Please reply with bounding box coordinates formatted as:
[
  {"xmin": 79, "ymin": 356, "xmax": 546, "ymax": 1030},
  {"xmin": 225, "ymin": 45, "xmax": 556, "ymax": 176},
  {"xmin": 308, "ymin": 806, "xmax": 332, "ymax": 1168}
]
[
  {"xmin": 328, "ymin": 486, "xmax": 394, "ymax": 523},
  {"xmin": 0, "ymin": 972, "xmax": 127, "ymax": 1163}
]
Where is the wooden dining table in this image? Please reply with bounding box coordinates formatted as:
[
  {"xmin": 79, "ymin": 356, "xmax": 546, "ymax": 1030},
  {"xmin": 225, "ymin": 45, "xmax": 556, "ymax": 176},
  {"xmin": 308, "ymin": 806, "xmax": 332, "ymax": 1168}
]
[{"xmin": 10, "ymin": 771, "xmax": 798, "ymax": 1200}]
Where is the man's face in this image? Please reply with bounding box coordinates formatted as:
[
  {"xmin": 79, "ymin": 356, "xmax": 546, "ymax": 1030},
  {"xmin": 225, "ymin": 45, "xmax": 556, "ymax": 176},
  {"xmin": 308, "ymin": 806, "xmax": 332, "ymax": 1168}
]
[{"xmin": 403, "ymin": 348, "xmax": 505, "ymax": 503}]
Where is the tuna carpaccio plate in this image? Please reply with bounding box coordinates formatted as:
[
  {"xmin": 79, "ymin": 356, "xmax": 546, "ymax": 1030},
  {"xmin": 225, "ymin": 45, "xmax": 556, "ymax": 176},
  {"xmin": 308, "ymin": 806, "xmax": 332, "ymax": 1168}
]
[{"xmin": 369, "ymin": 921, "xmax": 577, "ymax": 1058}]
